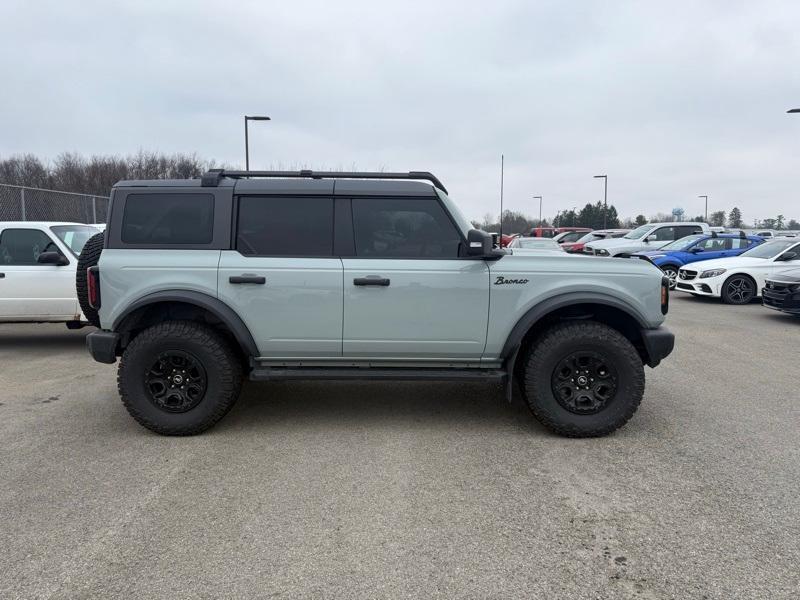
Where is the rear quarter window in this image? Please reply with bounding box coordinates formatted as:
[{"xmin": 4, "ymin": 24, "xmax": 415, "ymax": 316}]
[{"xmin": 121, "ymin": 193, "xmax": 214, "ymax": 245}]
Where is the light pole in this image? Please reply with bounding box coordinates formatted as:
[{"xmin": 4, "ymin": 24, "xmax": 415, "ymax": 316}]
[
  {"xmin": 594, "ymin": 175, "xmax": 608, "ymax": 228},
  {"xmin": 699, "ymin": 195, "xmax": 708, "ymax": 222},
  {"xmin": 533, "ymin": 196, "xmax": 542, "ymax": 224},
  {"xmin": 244, "ymin": 115, "xmax": 271, "ymax": 171}
]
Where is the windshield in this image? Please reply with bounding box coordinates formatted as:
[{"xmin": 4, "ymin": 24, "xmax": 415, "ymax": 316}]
[
  {"xmin": 659, "ymin": 234, "xmax": 705, "ymax": 251},
  {"xmin": 741, "ymin": 239, "xmax": 798, "ymax": 259},
  {"xmin": 50, "ymin": 225, "xmax": 100, "ymax": 257},
  {"xmin": 575, "ymin": 232, "xmax": 599, "ymax": 244},
  {"xmin": 623, "ymin": 224, "xmax": 656, "ymax": 240},
  {"xmin": 511, "ymin": 238, "xmax": 561, "ymax": 250},
  {"xmin": 435, "ymin": 190, "xmax": 471, "ymax": 237}
]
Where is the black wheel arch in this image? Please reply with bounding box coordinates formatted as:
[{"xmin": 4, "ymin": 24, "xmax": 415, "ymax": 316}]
[
  {"xmin": 112, "ymin": 290, "xmax": 258, "ymax": 366},
  {"xmin": 501, "ymin": 293, "xmax": 655, "ymax": 392}
]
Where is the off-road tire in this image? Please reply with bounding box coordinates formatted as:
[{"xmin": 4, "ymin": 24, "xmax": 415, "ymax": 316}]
[
  {"xmin": 522, "ymin": 321, "xmax": 644, "ymax": 438},
  {"xmin": 721, "ymin": 274, "xmax": 756, "ymax": 305},
  {"xmin": 75, "ymin": 231, "xmax": 104, "ymax": 327},
  {"xmin": 117, "ymin": 321, "xmax": 243, "ymax": 435}
]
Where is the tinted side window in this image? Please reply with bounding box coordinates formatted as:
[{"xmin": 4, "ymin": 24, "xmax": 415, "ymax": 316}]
[
  {"xmin": 0, "ymin": 229, "xmax": 58, "ymax": 265},
  {"xmin": 676, "ymin": 226, "xmax": 701, "ymax": 239},
  {"xmin": 122, "ymin": 193, "xmax": 214, "ymax": 245},
  {"xmin": 236, "ymin": 196, "xmax": 333, "ymax": 256},
  {"xmin": 653, "ymin": 227, "xmax": 676, "ymax": 241},
  {"xmin": 352, "ymin": 198, "xmax": 461, "ymax": 258},
  {"xmin": 729, "ymin": 238, "xmax": 751, "ymax": 250}
]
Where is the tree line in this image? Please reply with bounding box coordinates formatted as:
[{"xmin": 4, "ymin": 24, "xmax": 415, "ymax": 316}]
[
  {"xmin": 473, "ymin": 204, "xmax": 798, "ymax": 234},
  {"xmin": 2, "ymin": 152, "xmax": 798, "ymax": 230},
  {"xmin": 0, "ymin": 152, "xmax": 219, "ymax": 197}
]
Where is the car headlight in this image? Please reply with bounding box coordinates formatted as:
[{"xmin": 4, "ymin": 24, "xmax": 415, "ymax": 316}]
[
  {"xmin": 650, "ymin": 254, "xmax": 666, "ymax": 259},
  {"xmin": 700, "ymin": 268, "xmax": 726, "ymax": 278},
  {"xmin": 595, "ymin": 249, "xmax": 609, "ymax": 256}
]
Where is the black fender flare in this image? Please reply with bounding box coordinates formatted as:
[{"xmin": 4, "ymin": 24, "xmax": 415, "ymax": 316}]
[
  {"xmin": 112, "ymin": 290, "xmax": 258, "ymax": 358},
  {"xmin": 500, "ymin": 292, "xmax": 651, "ymax": 399}
]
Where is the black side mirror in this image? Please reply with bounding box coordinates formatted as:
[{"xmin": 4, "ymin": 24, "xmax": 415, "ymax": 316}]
[
  {"xmin": 690, "ymin": 247, "xmax": 704, "ymax": 253},
  {"xmin": 37, "ymin": 251, "xmax": 68, "ymax": 266},
  {"xmin": 466, "ymin": 229, "xmax": 505, "ymax": 259},
  {"xmin": 779, "ymin": 251, "xmax": 797, "ymax": 261}
]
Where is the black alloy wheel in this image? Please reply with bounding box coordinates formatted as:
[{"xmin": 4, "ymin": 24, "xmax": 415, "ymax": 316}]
[
  {"xmin": 144, "ymin": 350, "xmax": 208, "ymax": 413},
  {"xmin": 551, "ymin": 351, "xmax": 619, "ymax": 415}
]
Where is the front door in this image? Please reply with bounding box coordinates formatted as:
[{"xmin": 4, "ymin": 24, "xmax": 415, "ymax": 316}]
[
  {"xmin": 217, "ymin": 195, "xmax": 343, "ymax": 358},
  {"xmin": 0, "ymin": 227, "xmax": 76, "ymax": 319},
  {"xmin": 342, "ymin": 197, "xmax": 490, "ymax": 359}
]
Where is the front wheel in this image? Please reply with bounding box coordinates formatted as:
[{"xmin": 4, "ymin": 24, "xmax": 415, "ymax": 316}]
[
  {"xmin": 721, "ymin": 274, "xmax": 756, "ymax": 305},
  {"xmin": 522, "ymin": 321, "xmax": 644, "ymax": 437},
  {"xmin": 118, "ymin": 321, "xmax": 243, "ymax": 435},
  {"xmin": 661, "ymin": 265, "xmax": 679, "ymax": 290}
]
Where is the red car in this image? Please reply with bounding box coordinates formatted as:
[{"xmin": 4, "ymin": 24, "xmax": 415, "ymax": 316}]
[{"xmin": 561, "ymin": 229, "xmax": 630, "ymax": 253}]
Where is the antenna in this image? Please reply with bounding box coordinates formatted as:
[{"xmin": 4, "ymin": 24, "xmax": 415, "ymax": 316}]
[{"xmin": 499, "ymin": 154, "xmax": 504, "ymax": 240}]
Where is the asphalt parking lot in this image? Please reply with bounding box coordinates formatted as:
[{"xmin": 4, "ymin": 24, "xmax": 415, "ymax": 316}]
[{"xmin": 1, "ymin": 295, "xmax": 798, "ymax": 600}]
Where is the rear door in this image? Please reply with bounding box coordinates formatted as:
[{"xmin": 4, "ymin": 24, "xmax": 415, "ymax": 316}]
[
  {"xmin": 0, "ymin": 226, "xmax": 76, "ymax": 319},
  {"xmin": 217, "ymin": 194, "xmax": 343, "ymax": 357},
  {"xmin": 341, "ymin": 196, "xmax": 490, "ymax": 359}
]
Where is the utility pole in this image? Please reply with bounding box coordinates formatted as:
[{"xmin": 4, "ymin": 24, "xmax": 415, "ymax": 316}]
[
  {"xmin": 698, "ymin": 195, "xmax": 708, "ymax": 222},
  {"xmin": 499, "ymin": 154, "xmax": 504, "ymax": 239},
  {"xmin": 533, "ymin": 196, "xmax": 542, "ymax": 224},
  {"xmin": 594, "ymin": 175, "xmax": 608, "ymax": 228},
  {"xmin": 244, "ymin": 115, "xmax": 271, "ymax": 171}
]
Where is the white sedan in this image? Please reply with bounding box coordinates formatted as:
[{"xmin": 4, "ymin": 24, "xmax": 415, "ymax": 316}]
[
  {"xmin": 675, "ymin": 238, "xmax": 800, "ymax": 304},
  {"xmin": 0, "ymin": 221, "xmax": 100, "ymax": 326}
]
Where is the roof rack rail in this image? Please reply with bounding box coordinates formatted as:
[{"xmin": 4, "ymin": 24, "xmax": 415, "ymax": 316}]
[{"xmin": 200, "ymin": 169, "xmax": 448, "ymax": 194}]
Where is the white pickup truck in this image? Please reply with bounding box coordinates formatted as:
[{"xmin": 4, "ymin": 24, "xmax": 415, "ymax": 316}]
[{"xmin": 0, "ymin": 221, "xmax": 100, "ymax": 327}]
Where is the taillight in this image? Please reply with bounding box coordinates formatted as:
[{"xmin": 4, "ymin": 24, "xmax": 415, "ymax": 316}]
[
  {"xmin": 87, "ymin": 266, "xmax": 101, "ymax": 309},
  {"xmin": 660, "ymin": 276, "xmax": 669, "ymax": 315}
]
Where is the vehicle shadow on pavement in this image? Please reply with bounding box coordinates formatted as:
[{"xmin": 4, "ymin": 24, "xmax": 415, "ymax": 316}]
[{"xmin": 219, "ymin": 380, "xmax": 546, "ymax": 435}]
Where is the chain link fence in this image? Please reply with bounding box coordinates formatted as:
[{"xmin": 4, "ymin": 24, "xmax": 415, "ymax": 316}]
[{"xmin": 0, "ymin": 183, "xmax": 109, "ymax": 224}]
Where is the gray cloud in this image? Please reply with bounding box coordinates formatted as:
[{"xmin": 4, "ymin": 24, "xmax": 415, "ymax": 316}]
[{"xmin": 1, "ymin": 0, "xmax": 799, "ymax": 222}]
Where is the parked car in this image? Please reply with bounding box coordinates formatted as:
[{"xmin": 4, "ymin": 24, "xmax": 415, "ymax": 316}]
[
  {"xmin": 762, "ymin": 269, "xmax": 800, "ymax": 316},
  {"xmin": 675, "ymin": 238, "xmax": 800, "ymax": 304},
  {"xmin": 82, "ymin": 169, "xmax": 673, "ymax": 437},
  {"xmin": 507, "ymin": 237, "xmax": 564, "ymax": 253},
  {"xmin": 552, "ymin": 228, "xmax": 592, "ymax": 244},
  {"xmin": 0, "ymin": 221, "xmax": 100, "ymax": 326},
  {"xmin": 631, "ymin": 232, "xmax": 764, "ymax": 289},
  {"xmin": 585, "ymin": 222, "xmax": 711, "ymax": 257},
  {"xmin": 529, "ymin": 226, "xmax": 593, "ymax": 239},
  {"xmin": 563, "ymin": 229, "xmax": 630, "ymax": 254}
]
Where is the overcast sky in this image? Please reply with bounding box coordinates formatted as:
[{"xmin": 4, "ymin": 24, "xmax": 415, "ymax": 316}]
[{"xmin": 1, "ymin": 0, "xmax": 799, "ymax": 222}]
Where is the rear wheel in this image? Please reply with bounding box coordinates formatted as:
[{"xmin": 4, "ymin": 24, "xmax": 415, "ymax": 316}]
[
  {"xmin": 721, "ymin": 274, "xmax": 756, "ymax": 305},
  {"xmin": 76, "ymin": 232, "xmax": 105, "ymax": 327},
  {"xmin": 522, "ymin": 321, "xmax": 644, "ymax": 437},
  {"xmin": 117, "ymin": 321, "xmax": 243, "ymax": 435}
]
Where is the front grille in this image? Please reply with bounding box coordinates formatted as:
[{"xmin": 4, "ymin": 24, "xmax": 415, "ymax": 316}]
[
  {"xmin": 762, "ymin": 281, "xmax": 792, "ymax": 308},
  {"xmin": 679, "ymin": 270, "xmax": 697, "ymax": 281},
  {"xmin": 676, "ymin": 282, "xmax": 694, "ymax": 291}
]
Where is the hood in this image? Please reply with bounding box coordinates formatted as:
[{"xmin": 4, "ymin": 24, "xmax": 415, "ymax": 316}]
[
  {"xmin": 678, "ymin": 255, "xmax": 766, "ymax": 272},
  {"xmin": 498, "ymin": 250, "xmax": 660, "ymax": 276},
  {"xmin": 769, "ymin": 268, "xmax": 800, "ymax": 283},
  {"xmin": 509, "ymin": 248, "xmax": 567, "ymax": 256},
  {"xmin": 631, "ymin": 250, "xmax": 670, "ymax": 258}
]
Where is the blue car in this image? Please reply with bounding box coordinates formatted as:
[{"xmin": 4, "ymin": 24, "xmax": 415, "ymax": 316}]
[{"xmin": 632, "ymin": 232, "xmax": 764, "ymax": 288}]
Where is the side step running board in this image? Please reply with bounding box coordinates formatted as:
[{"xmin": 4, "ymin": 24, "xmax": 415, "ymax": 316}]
[{"xmin": 250, "ymin": 367, "xmax": 507, "ymax": 383}]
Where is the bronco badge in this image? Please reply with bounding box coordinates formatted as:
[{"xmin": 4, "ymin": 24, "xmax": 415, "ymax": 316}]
[{"xmin": 494, "ymin": 276, "xmax": 529, "ymax": 285}]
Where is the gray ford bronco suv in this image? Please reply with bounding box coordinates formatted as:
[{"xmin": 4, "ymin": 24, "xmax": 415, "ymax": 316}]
[{"xmin": 81, "ymin": 169, "xmax": 674, "ymax": 437}]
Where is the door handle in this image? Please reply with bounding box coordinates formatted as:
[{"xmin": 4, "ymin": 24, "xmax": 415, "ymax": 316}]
[
  {"xmin": 354, "ymin": 276, "xmax": 390, "ymax": 287},
  {"xmin": 229, "ymin": 275, "xmax": 266, "ymax": 284}
]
